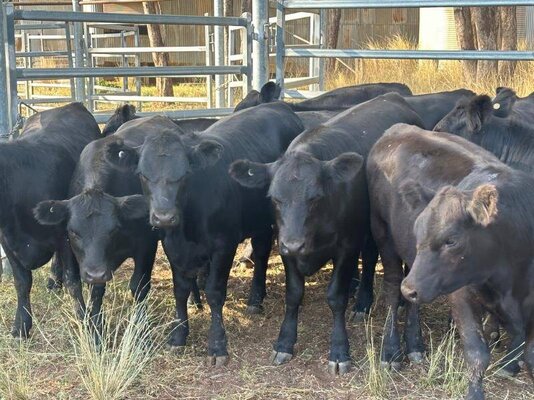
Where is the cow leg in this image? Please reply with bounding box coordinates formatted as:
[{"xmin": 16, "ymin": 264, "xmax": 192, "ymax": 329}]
[
  {"xmin": 129, "ymin": 240, "xmax": 157, "ymax": 303},
  {"xmin": 351, "ymin": 235, "xmax": 378, "ymax": 321},
  {"xmin": 272, "ymin": 256, "xmax": 304, "ymax": 365},
  {"xmin": 525, "ymin": 332, "xmax": 534, "ymax": 380},
  {"xmin": 327, "ymin": 248, "xmax": 358, "ymax": 375},
  {"xmin": 10, "ymin": 261, "xmax": 33, "ymax": 338},
  {"xmin": 59, "ymin": 237, "xmax": 86, "ymax": 321},
  {"xmin": 88, "ymin": 284, "xmax": 106, "ymax": 343},
  {"xmin": 47, "ymin": 253, "xmax": 63, "ymax": 291},
  {"xmin": 167, "ymin": 261, "xmax": 194, "ymax": 348},
  {"xmin": 494, "ymin": 317, "xmax": 524, "ymax": 377},
  {"xmin": 205, "ymin": 245, "xmax": 236, "ymax": 366},
  {"xmin": 246, "ymin": 229, "xmax": 273, "ymax": 314},
  {"xmin": 450, "ymin": 289, "xmax": 489, "ymax": 400},
  {"xmin": 187, "ymin": 278, "xmax": 203, "ymax": 310},
  {"xmin": 403, "ymin": 296, "xmax": 424, "ymax": 363},
  {"xmin": 379, "ymin": 241, "xmax": 404, "ymax": 368}
]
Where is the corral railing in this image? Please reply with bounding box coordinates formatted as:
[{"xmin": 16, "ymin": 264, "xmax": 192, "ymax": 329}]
[
  {"xmin": 275, "ymin": 0, "xmax": 534, "ymax": 95},
  {"xmin": 0, "ymin": 4, "xmax": 252, "ymax": 134}
]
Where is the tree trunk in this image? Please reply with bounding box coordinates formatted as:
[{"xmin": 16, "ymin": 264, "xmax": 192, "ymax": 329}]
[
  {"xmin": 499, "ymin": 6, "xmax": 517, "ymax": 78},
  {"xmin": 471, "ymin": 7, "xmax": 499, "ymax": 81},
  {"xmin": 326, "ymin": 9, "xmax": 342, "ymax": 73},
  {"xmin": 142, "ymin": 1, "xmax": 173, "ymax": 97},
  {"xmin": 454, "ymin": 7, "xmax": 477, "ymax": 81}
]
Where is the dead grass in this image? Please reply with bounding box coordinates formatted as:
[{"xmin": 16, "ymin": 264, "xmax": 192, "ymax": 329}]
[{"xmin": 0, "ymin": 245, "xmax": 532, "ymax": 399}]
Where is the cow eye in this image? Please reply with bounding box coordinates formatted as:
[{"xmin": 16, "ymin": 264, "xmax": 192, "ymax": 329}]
[
  {"xmin": 444, "ymin": 238, "xmax": 457, "ymax": 247},
  {"xmin": 271, "ymin": 198, "xmax": 282, "ymax": 207},
  {"xmin": 139, "ymin": 174, "xmax": 150, "ymax": 183}
]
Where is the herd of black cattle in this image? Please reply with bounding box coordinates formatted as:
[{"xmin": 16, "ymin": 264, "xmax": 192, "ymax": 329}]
[{"xmin": 2, "ymin": 81, "xmax": 534, "ymax": 399}]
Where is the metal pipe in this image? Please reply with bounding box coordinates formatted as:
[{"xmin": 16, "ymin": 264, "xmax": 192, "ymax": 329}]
[
  {"xmin": 214, "ymin": 0, "xmax": 225, "ymax": 108},
  {"xmin": 252, "ymin": 0, "xmax": 268, "ymax": 90},
  {"xmin": 16, "ymin": 66, "xmax": 247, "ymax": 79},
  {"xmin": 275, "ymin": 0, "xmax": 285, "ymax": 89},
  {"xmin": 14, "ymin": 10, "xmax": 248, "ymax": 27},
  {"xmin": 5, "ymin": 3, "xmax": 18, "ymax": 137},
  {"xmin": 0, "ymin": 4, "xmax": 11, "ymax": 137},
  {"xmin": 71, "ymin": 0, "xmax": 85, "ymax": 103},
  {"xmin": 285, "ymin": 48, "xmax": 534, "ymax": 60},
  {"xmin": 283, "ymin": 0, "xmax": 534, "ymax": 8},
  {"xmin": 243, "ymin": 12, "xmax": 253, "ymax": 96},
  {"xmin": 92, "ymin": 107, "xmax": 234, "ymax": 123}
]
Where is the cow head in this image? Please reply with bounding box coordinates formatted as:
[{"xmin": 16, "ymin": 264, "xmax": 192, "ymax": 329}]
[
  {"xmin": 401, "ymin": 184, "xmax": 499, "ymax": 304},
  {"xmin": 102, "ymin": 104, "xmax": 137, "ymax": 136},
  {"xmin": 230, "ymin": 150, "xmax": 363, "ymax": 256},
  {"xmin": 34, "ymin": 189, "xmax": 148, "ymax": 284},
  {"xmin": 492, "ymin": 87, "xmax": 517, "ymax": 118},
  {"xmin": 434, "ymin": 95, "xmax": 498, "ymax": 138},
  {"xmin": 104, "ymin": 130, "xmax": 223, "ymax": 228},
  {"xmin": 234, "ymin": 82, "xmax": 282, "ymax": 112}
]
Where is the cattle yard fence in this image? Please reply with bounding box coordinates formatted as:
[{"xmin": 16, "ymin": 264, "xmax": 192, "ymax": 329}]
[{"xmin": 0, "ymin": 2, "xmax": 253, "ymax": 136}]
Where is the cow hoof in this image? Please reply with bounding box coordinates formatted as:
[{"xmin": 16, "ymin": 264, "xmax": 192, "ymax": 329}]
[
  {"xmin": 165, "ymin": 343, "xmax": 186, "ymax": 355},
  {"xmin": 328, "ymin": 360, "xmax": 352, "ymax": 376},
  {"xmin": 245, "ymin": 304, "xmax": 264, "ymax": 315},
  {"xmin": 270, "ymin": 350, "xmax": 293, "ymax": 365},
  {"xmin": 380, "ymin": 360, "xmax": 402, "ymax": 371},
  {"xmin": 496, "ymin": 362, "xmax": 520, "ymax": 378},
  {"xmin": 407, "ymin": 352, "xmax": 424, "ymax": 364},
  {"xmin": 207, "ymin": 354, "xmax": 228, "ymax": 367},
  {"xmin": 349, "ymin": 311, "xmax": 366, "ymax": 323}
]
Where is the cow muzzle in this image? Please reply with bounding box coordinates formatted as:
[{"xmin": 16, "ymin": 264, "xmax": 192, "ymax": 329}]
[{"xmin": 150, "ymin": 210, "xmax": 179, "ymax": 228}]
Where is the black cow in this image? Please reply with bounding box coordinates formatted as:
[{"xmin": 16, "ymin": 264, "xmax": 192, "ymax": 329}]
[
  {"xmin": 0, "ymin": 103, "xmax": 100, "ymax": 337},
  {"xmin": 370, "ymin": 123, "xmax": 534, "ymax": 400},
  {"xmin": 230, "ymin": 93, "xmax": 424, "ymax": 374},
  {"xmin": 234, "ymin": 81, "xmax": 412, "ymax": 112},
  {"xmin": 368, "ymin": 123, "xmax": 526, "ymax": 400},
  {"xmin": 101, "ymin": 104, "xmax": 218, "ymax": 136},
  {"xmin": 33, "ymin": 117, "xmax": 176, "ymax": 328},
  {"xmin": 104, "ymin": 102, "xmax": 304, "ymax": 365},
  {"xmin": 435, "ymin": 94, "xmax": 534, "ymax": 172},
  {"xmin": 402, "ymin": 89, "xmax": 475, "ymax": 129}
]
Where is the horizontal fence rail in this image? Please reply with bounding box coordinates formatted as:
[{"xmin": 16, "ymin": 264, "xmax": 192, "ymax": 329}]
[
  {"xmin": 14, "ymin": 10, "xmax": 249, "ymax": 26},
  {"xmin": 283, "ymin": 0, "xmax": 534, "ymax": 8},
  {"xmin": 276, "ymin": 0, "xmax": 534, "ymax": 92}
]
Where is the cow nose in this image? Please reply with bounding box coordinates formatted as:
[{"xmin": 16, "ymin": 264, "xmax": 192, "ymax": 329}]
[
  {"xmin": 83, "ymin": 268, "xmax": 110, "ymax": 285},
  {"xmin": 151, "ymin": 210, "xmax": 178, "ymax": 227},
  {"xmin": 401, "ymin": 280, "xmax": 418, "ymax": 303},
  {"xmin": 279, "ymin": 240, "xmax": 305, "ymax": 256}
]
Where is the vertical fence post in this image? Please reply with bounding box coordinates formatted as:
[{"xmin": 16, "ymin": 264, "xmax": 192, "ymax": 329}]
[
  {"xmin": 214, "ymin": 0, "xmax": 225, "ymax": 108},
  {"xmin": 5, "ymin": 3, "xmax": 18, "ymax": 137},
  {"xmin": 72, "ymin": 0, "xmax": 86, "ymax": 103},
  {"xmin": 0, "ymin": 3, "xmax": 11, "ymax": 137},
  {"xmin": 318, "ymin": 8, "xmax": 326, "ymax": 91},
  {"xmin": 243, "ymin": 12, "xmax": 253, "ymax": 96},
  {"xmin": 275, "ymin": 0, "xmax": 285, "ymax": 91},
  {"xmin": 204, "ymin": 13, "xmax": 213, "ymax": 109},
  {"xmin": 252, "ymin": 0, "xmax": 268, "ymax": 91}
]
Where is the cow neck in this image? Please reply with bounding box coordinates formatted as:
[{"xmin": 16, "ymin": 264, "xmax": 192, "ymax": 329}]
[{"xmin": 480, "ymin": 118, "xmax": 534, "ymax": 173}]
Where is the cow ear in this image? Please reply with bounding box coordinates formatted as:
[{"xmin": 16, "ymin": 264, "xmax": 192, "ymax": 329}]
[
  {"xmin": 259, "ymin": 82, "xmax": 281, "ymax": 103},
  {"xmin": 466, "ymin": 95, "xmax": 493, "ymax": 133},
  {"xmin": 467, "ymin": 184, "xmax": 498, "ymax": 227},
  {"xmin": 33, "ymin": 200, "xmax": 69, "ymax": 226},
  {"xmin": 118, "ymin": 195, "xmax": 148, "ymax": 221},
  {"xmin": 325, "ymin": 152, "xmax": 364, "ymax": 183},
  {"xmin": 189, "ymin": 140, "xmax": 223, "ymax": 169},
  {"xmin": 234, "ymin": 90, "xmax": 260, "ymax": 112},
  {"xmin": 121, "ymin": 104, "xmax": 136, "ymax": 120},
  {"xmin": 229, "ymin": 159, "xmax": 274, "ymax": 188},
  {"xmin": 105, "ymin": 139, "xmax": 140, "ymax": 171},
  {"xmin": 492, "ymin": 87, "xmax": 516, "ymax": 118},
  {"xmin": 399, "ymin": 179, "xmax": 436, "ymax": 211}
]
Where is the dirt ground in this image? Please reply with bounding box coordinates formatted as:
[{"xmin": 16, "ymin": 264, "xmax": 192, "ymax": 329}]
[{"xmin": 0, "ymin": 244, "xmax": 532, "ymax": 399}]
